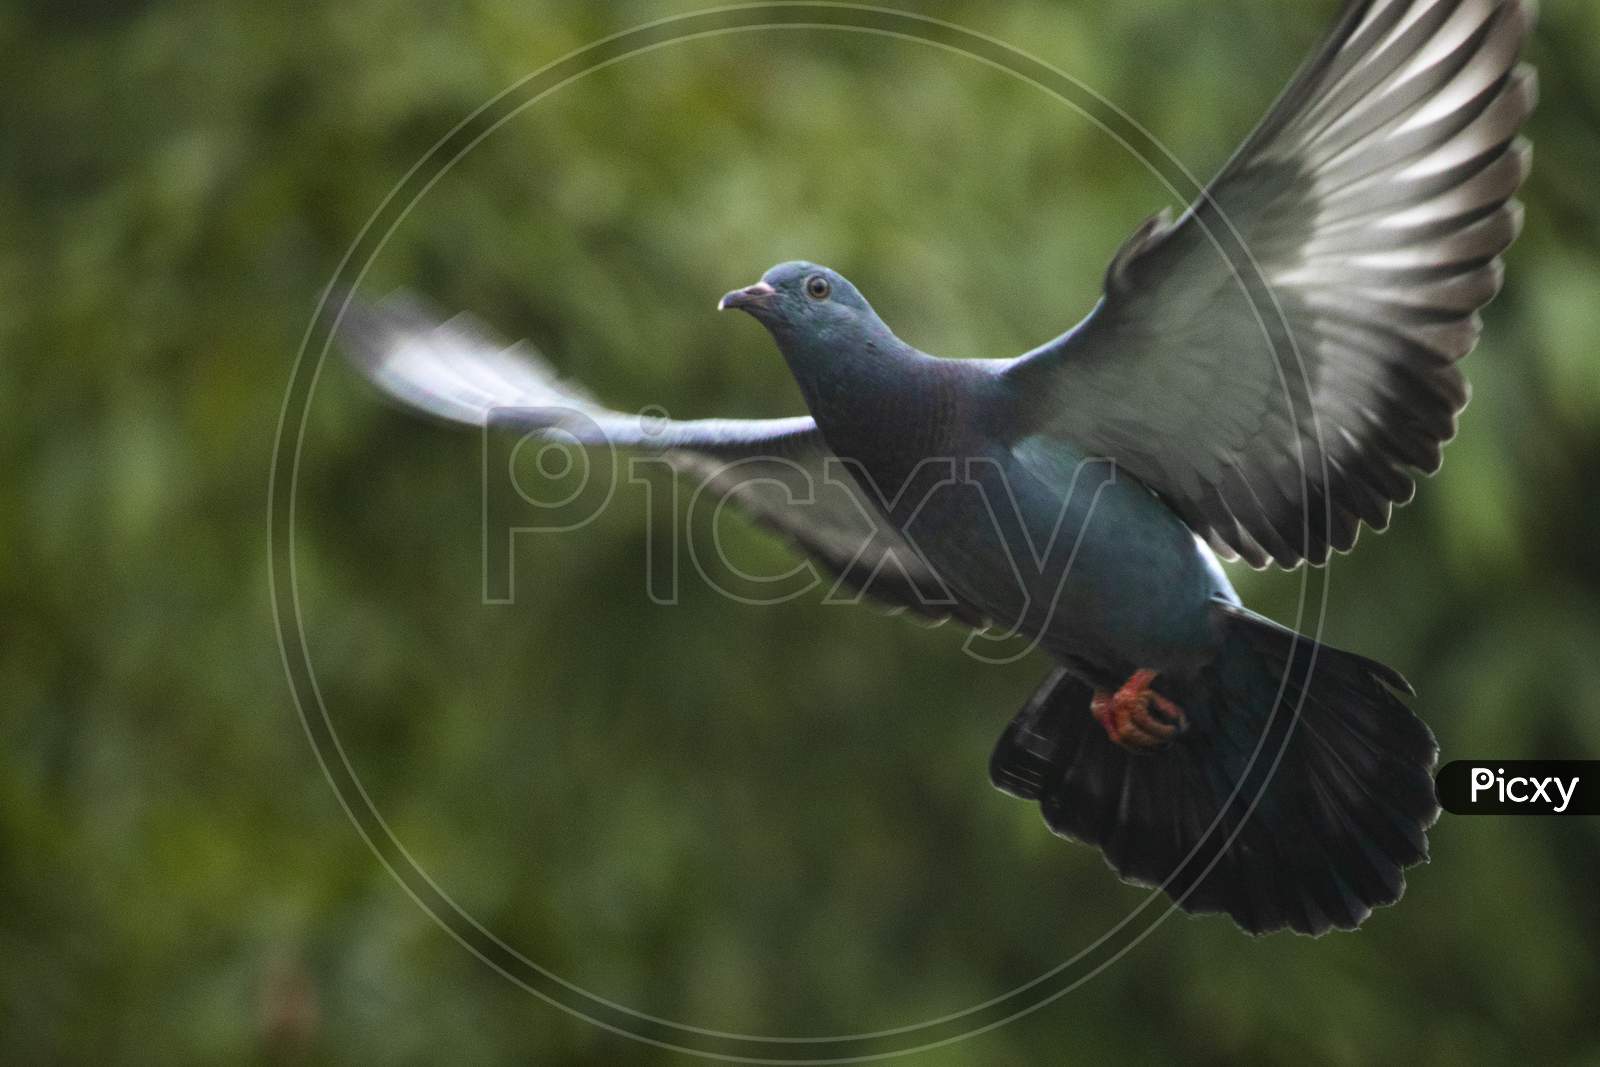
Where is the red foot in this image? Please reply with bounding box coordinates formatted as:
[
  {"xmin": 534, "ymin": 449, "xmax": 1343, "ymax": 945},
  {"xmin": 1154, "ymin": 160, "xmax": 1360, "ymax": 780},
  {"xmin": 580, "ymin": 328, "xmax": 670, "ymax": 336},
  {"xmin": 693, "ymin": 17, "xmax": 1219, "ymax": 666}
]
[{"xmin": 1091, "ymin": 669, "xmax": 1188, "ymax": 753}]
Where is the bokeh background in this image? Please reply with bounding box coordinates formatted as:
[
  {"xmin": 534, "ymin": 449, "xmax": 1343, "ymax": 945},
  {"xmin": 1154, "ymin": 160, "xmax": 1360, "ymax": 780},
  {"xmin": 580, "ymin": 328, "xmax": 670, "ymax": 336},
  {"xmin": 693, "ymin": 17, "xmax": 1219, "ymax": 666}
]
[{"xmin": 6, "ymin": 0, "xmax": 1600, "ymax": 1061}]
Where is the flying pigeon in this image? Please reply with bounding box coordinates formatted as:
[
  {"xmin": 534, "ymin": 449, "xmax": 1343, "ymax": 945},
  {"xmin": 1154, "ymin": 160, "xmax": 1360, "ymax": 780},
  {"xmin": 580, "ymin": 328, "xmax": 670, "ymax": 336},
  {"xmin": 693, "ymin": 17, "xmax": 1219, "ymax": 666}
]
[{"xmin": 338, "ymin": 0, "xmax": 1534, "ymax": 935}]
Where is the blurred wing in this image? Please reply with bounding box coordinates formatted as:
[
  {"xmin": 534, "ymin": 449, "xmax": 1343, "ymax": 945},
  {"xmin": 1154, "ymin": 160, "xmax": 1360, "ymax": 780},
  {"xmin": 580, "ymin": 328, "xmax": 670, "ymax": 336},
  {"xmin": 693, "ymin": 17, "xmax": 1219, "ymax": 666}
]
[
  {"xmin": 337, "ymin": 293, "xmax": 981, "ymax": 625},
  {"xmin": 1007, "ymin": 0, "xmax": 1535, "ymax": 567}
]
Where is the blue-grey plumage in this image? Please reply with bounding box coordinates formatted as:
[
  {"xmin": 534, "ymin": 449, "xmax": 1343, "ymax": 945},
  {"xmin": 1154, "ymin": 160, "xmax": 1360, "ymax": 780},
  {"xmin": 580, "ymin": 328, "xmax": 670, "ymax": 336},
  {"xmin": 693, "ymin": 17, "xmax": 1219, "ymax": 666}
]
[
  {"xmin": 719, "ymin": 259, "xmax": 1439, "ymax": 937},
  {"xmin": 341, "ymin": 0, "xmax": 1535, "ymax": 935},
  {"xmin": 727, "ymin": 261, "xmax": 1235, "ymax": 683}
]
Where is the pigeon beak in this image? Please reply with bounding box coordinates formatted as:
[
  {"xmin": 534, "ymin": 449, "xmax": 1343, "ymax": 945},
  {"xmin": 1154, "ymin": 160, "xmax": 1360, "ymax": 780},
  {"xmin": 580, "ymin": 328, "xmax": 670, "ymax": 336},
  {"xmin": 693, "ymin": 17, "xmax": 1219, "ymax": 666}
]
[{"xmin": 718, "ymin": 281, "xmax": 776, "ymax": 312}]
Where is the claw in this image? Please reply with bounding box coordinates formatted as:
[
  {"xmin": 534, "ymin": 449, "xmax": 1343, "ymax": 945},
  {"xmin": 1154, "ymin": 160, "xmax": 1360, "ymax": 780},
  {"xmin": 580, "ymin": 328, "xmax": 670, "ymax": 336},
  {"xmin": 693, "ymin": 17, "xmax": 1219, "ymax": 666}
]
[{"xmin": 1091, "ymin": 669, "xmax": 1189, "ymax": 753}]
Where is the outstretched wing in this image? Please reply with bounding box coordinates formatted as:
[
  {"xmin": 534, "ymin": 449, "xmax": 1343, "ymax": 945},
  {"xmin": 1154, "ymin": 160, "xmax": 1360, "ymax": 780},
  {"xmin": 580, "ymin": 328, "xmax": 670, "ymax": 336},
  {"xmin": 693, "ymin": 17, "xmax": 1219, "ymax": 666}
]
[
  {"xmin": 1006, "ymin": 0, "xmax": 1535, "ymax": 567},
  {"xmin": 336, "ymin": 293, "xmax": 982, "ymax": 625}
]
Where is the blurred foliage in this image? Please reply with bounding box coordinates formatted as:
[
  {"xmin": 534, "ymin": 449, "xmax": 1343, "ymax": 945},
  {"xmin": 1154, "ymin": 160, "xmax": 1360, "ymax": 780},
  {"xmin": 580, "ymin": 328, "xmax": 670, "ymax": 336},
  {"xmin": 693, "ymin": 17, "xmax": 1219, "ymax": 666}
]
[{"xmin": 4, "ymin": 0, "xmax": 1600, "ymax": 1062}]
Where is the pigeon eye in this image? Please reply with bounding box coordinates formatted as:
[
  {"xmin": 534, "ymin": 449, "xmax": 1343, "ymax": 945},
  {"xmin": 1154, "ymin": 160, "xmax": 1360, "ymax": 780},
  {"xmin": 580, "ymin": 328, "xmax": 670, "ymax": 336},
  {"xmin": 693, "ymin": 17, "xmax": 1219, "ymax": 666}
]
[{"xmin": 805, "ymin": 275, "xmax": 832, "ymax": 300}]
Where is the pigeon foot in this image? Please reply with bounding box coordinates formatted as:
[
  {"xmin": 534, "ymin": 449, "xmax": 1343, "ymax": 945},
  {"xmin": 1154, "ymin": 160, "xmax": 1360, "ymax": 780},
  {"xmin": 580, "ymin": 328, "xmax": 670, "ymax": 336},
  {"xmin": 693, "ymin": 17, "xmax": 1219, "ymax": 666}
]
[{"xmin": 1090, "ymin": 669, "xmax": 1187, "ymax": 753}]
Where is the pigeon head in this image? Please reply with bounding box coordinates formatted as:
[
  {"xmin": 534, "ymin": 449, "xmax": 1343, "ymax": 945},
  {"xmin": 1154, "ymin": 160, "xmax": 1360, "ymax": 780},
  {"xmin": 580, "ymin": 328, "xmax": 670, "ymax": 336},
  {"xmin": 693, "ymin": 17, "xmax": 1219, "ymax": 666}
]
[
  {"xmin": 719, "ymin": 261, "xmax": 897, "ymax": 346},
  {"xmin": 718, "ymin": 262, "xmax": 913, "ymax": 406}
]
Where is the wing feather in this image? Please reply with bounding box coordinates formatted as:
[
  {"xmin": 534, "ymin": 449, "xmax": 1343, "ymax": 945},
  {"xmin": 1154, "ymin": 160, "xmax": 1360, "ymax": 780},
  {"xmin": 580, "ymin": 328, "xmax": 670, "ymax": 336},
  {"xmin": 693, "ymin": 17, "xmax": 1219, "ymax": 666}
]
[
  {"xmin": 337, "ymin": 293, "xmax": 982, "ymax": 624},
  {"xmin": 1007, "ymin": 0, "xmax": 1534, "ymax": 567}
]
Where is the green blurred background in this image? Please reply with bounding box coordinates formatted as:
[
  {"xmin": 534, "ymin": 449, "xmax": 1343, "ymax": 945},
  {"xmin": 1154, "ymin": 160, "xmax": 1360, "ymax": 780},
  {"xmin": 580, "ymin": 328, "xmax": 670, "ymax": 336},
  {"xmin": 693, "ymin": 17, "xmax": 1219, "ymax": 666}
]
[{"xmin": 5, "ymin": 0, "xmax": 1600, "ymax": 1061}]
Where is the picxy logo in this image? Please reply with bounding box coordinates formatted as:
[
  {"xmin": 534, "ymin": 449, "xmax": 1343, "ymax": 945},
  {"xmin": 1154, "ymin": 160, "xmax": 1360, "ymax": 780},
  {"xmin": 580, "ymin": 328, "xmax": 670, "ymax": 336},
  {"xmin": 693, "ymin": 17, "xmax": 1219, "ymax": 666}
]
[
  {"xmin": 1470, "ymin": 767, "xmax": 1578, "ymax": 812},
  {"xmin": 1436, "ymin": 760, "xmax": 1597, "ymax": 816}
]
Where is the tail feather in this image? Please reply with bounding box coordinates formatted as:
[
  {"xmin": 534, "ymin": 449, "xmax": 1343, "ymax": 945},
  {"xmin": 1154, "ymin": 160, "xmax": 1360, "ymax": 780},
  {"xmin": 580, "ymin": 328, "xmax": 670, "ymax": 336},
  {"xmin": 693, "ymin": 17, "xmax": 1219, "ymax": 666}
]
[{"xmin": 990, "ymin": 606, "xmax": 1439, "ymax": 936}]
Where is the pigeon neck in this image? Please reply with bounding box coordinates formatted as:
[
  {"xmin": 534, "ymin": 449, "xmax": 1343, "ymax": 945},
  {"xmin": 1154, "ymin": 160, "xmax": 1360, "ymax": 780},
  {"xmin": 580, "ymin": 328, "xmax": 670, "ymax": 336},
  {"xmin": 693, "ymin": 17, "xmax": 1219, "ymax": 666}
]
[
  {"xmin": 769, "ymin": 321, "xmax": 964, "ymax": 472},
  {"xmin": 771, "ymin": 322, "xmax": 931, "ymax": 428}
]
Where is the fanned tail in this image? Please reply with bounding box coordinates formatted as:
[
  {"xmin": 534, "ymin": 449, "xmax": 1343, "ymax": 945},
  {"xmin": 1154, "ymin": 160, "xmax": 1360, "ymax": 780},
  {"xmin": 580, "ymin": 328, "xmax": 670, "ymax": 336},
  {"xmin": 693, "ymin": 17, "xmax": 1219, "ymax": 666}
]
[{"xmin": 991, "ymin": 605, "xmax": 1439, "ymax": 936}]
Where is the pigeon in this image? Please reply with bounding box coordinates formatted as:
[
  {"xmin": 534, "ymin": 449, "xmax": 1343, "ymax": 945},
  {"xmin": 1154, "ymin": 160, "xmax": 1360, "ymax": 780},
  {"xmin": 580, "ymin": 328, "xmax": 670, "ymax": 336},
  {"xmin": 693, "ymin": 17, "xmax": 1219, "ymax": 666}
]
[{"xmin": 338, "ymin": 0, "xmax": 1534, "ymax": 935}]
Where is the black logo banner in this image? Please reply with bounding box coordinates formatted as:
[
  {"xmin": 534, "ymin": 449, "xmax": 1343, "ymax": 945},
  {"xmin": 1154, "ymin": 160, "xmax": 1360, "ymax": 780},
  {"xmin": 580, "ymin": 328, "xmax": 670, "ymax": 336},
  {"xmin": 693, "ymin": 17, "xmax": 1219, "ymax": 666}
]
[{"xmin": 1436, "ymin": 761, "xmax": 1599, "ymax": 816}]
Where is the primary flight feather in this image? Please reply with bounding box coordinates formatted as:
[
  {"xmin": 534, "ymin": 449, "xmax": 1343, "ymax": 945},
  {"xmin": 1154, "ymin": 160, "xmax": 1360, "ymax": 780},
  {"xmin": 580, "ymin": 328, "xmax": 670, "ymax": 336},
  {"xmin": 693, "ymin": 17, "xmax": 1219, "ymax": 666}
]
[{"xmin": 340, "ymin": 0, "xmax": 1533, "ymax": 935}]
